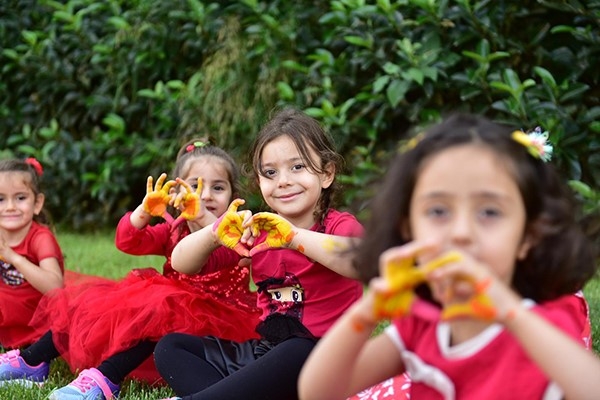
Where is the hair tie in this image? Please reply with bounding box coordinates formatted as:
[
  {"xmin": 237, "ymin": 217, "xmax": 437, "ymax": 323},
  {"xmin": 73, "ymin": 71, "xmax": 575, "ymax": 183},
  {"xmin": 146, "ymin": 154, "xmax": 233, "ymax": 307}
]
[
  {"xmin": 511, "ymin": 127, "xmax": 553, "ymax": 162},
  {"xmin": 185, "ymin": 141, "xmax": 207, "ymax": 153},
  {"xmin": 25, "ymin": 157, "xmax": 44, "ymax": 176}
]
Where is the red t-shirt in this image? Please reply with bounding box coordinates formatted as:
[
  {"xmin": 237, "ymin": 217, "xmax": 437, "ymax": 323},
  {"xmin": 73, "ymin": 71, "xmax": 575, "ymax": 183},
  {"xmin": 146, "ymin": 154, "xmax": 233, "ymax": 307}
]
[
  {"xmin": 386, "ymin": 294, "xmax": 589, "ymax": 399},
  {"xmin": 0, "ymin": 221, "xmax": 64, "ymax": 287},
  {"xmin": 250, "ymin": 209, "xmax": 363, "ymax": 338}
]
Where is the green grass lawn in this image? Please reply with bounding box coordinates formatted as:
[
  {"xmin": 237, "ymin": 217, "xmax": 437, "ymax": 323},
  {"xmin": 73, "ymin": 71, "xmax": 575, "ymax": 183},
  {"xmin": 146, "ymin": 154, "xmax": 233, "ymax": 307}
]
[{"xmin": 1, "ymin": 230, "xmax": 599, "ymax": 399}]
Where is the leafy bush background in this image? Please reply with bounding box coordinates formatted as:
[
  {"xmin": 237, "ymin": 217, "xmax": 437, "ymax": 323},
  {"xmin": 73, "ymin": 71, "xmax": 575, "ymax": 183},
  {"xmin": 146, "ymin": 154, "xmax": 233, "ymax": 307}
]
[{"xmin": 1, "ymin": 0, "xmax": 599, "ymax": 230}]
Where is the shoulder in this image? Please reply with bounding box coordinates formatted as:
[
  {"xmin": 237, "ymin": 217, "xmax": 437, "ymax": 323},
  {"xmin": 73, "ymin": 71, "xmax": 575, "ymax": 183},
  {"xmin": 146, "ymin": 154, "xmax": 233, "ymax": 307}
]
[
  {"xmin": 535, "ymin": 293, "xmax": 590, "ymax": 339},
  {"xmin": 322, "ymin": 209, "xmax": 363, "ymax": 237},
  {"xmin": 27, "ymin": 221, "xmax": 56, "ymax": 239}
]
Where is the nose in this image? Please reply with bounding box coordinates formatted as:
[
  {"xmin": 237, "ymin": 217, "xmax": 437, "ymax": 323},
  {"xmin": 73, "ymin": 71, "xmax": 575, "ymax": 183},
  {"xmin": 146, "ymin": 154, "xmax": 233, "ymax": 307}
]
[
  {"xmin": 201, "ymin": 185, "xmax": 211, "ymax": 201},
  {"xmin": 277, "ymin": 170, "xmax": 292, "ymax": 187},
  {"xmin": 5, "ymin": 198, "xmax": 16, "ymax": 210},
  {"xmin": 449, "ymin": 210, "xmax": 473, "ymax": 247}
]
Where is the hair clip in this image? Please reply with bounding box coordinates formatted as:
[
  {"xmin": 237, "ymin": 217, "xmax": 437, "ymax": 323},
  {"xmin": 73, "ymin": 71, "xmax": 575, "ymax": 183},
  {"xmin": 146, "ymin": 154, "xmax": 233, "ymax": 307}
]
[
  {"xmin": 185, "ymin": 141, "xmax": 206, "ymax": 153},
  {"xmin": 25, "ymin": 157, "xmax": 43, "ymax": 176},
  {"xmin": 400, "ymin": 131, "xmax": 425, "ymax": 153},
  {"xmin": 511, "ymin": 127, "xmax": 553, "ymax": 162}
]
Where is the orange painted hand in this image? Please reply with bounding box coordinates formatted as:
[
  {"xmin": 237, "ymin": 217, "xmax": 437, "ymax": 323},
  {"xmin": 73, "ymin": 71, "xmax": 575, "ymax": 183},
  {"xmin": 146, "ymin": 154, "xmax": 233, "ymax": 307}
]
[
  {"xmin": 174, "ymin": 177, "xmax": 202, "ymax": 221},
  {"xmin": 440, "ymin": 278, "xmax": 497, "ymax": 321},
  {"xmin": 374, "ymin": 251, "xmax": 462, "ymax": 319},
  {"xmin": 142, "ymin": 173, "xmax": 176, "ymax": 217},
  {"xmin": 247, "ymin": 212, "xmax": 296, "ymax": 256},
  {"xmin": 212, "ymin": 199, "xmax": 250, "ymax": 257}
]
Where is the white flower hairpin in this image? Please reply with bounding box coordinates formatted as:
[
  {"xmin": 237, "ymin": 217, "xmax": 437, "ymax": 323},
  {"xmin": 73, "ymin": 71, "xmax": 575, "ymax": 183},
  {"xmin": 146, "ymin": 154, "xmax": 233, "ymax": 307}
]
[{"xmin": 511, "ymin": 126, "xmax": 553, "ymax": 162}]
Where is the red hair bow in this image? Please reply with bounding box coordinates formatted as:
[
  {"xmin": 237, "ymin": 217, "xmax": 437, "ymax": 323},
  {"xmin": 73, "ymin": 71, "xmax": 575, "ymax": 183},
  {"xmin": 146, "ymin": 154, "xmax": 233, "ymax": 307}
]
[{"xmin": 25, "ymin": 158, "xmax": 43, "ymax": 176}]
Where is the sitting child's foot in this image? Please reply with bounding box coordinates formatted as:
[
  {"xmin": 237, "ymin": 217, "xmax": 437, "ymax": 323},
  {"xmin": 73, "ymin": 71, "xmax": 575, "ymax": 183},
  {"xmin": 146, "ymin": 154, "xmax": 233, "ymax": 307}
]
[
  {"xmin": 48, "ymin": 368, "xmax": 120, "ymax": 400},
  {"xmin": 0, "ymin": 349, "xmax": 49, "ymax": 387}
]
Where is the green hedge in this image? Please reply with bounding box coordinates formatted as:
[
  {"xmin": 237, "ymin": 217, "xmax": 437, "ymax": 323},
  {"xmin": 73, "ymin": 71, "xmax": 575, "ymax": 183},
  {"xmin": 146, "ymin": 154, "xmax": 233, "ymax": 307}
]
[{"xmin": 1, "ymin": 0, "xmax": 599, "ymax": 229}]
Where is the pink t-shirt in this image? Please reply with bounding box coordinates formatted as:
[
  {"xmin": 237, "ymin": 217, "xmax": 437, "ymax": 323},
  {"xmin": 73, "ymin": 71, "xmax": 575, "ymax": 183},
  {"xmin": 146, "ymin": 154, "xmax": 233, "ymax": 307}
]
[
  {"xmin": 386, "ymin": 294, "xmax": 590, "ymax": 399},
  {"xmin": 250, "ymin": 209, "xmax": 363, "ymax": 338}
]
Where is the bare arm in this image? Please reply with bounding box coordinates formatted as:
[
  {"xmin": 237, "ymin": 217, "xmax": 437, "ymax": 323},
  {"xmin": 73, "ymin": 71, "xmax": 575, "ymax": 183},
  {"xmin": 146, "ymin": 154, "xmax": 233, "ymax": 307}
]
[
  {"xmin": 299, "ymin": 281, "xmax": 403, "ymax": 400},
  {"xmin": 129, "ymin": 204, "xmax": 152, "ymax": 230},
  {"xmin": 170, "ymin": 224, "xmax": 220, "ymax": 274},
  {"xmin": 504, "ymin": 306, "xmax": 600, "ymax": 399},
  {"xmin": 3, "ymin": 250, "xmax": 63, "ymax": 293},
  {"xmin": 289, "ymin": 229, "xmax": 360, "ymax": 278}
]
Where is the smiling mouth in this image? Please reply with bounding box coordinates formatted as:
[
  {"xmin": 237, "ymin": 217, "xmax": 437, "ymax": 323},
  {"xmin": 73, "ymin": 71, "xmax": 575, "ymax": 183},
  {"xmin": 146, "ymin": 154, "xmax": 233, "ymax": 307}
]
[{"xmin": 277, "ymin": 192, "xmax": 300, "ymax": 200}]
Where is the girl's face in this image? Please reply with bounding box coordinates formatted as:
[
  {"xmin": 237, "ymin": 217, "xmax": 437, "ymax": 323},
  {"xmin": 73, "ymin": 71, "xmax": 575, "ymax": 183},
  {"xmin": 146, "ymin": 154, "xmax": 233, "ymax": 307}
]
[
  {"xmin": 408, "ymin": 144, "xmax": 532, "ymax": 284},
  {"xmin": 258, "ymin": 135, "xmax": 334, "ymax": 228},
  {"xmin": 180, "ymin": 156, "xmax": 233, "ymax": 217},
  {"xmin": 0, "ymin": 172, "xmax": 44, "ymax": 233}
]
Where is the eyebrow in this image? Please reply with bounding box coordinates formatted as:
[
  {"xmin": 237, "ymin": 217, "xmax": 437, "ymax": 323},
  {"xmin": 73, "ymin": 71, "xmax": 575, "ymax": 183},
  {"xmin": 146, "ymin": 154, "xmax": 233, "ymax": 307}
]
[
  {"xmin": 418, "ymin": 191, "xmax": 513, "ymax": 201},
  {"xmin": 261, "ymin": 157, "xmax": 304, "ymax": 167},
  {"xmin": 198, "ymin": 179, "xmax": 229, "ymax": 186}
]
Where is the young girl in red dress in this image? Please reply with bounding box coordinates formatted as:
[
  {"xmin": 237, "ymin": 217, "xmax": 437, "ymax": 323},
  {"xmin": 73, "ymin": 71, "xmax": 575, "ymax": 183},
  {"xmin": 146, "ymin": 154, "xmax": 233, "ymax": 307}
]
[
  {"xmin": 0, "ymin": 158, "xmax": 64, "ymax": 348},
  {"xmin": 0, "ymin": 139, "xmax": 260, "ymax": 400}
]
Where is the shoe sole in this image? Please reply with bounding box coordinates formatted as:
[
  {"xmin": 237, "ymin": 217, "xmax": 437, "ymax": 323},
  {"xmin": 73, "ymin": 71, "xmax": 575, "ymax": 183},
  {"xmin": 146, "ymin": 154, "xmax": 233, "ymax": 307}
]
[{"xmin": 0, "ymin": 378, "xmax": 45, "ymax": 388}]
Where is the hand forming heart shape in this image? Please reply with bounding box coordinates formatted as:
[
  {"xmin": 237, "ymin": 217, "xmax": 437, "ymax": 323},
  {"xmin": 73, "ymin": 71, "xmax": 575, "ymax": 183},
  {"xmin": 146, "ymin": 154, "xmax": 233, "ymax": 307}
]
[{"xmin": 212, "ymin": 200, "xmax": 297, "ymax": 258}]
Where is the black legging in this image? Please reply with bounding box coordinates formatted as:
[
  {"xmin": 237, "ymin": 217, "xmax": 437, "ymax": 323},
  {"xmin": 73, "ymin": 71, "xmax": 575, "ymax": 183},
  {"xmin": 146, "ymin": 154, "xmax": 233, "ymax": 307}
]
[
  {"xmin": 154, "ymin": 333, "xmax": 316, "ymax": 400},
  {"xmin": 21, "ymin": 330, "xmax": 156, "ymax": 385}
]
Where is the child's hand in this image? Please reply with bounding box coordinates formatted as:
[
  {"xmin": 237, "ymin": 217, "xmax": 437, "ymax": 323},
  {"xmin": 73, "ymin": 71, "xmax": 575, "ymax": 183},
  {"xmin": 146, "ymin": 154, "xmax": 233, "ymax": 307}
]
[
  {"xmin": 212, "ymin": 199, "xmax": 251, "ymax": 257},
  {"xmin": 174, "ymin": 177, "xmax": 202, "ymax": 221},
  {"xmin": 373, "ymin": 242, "xmax": 461, "ymax": 319},
  {"xmin": 245, "ymin": 212, "xmax": 296, "ymax": 256},
  {"xmin": 426, "ymin": 253, "xmax": 515, "ymax": 322},
  {"xmin": 142, "ymin": 173, "xmax": 176, "ymax": 217}
]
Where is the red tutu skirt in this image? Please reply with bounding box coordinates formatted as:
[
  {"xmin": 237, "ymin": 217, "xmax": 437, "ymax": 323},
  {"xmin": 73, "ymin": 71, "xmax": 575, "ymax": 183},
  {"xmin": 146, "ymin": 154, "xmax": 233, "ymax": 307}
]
[
  {"xmin": 30, "ymin": 266, "xmax": 261, "ymax": 383},
  {"xmin": 0, "ymin": 284, "xmax": 44, "ymax": 348}
]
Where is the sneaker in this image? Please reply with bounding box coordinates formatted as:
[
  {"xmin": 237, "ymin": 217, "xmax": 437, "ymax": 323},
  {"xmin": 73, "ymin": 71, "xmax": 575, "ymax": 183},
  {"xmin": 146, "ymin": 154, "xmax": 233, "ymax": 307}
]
[
  {"xmin": 48, "ymin": 368, "xmax": 120, "ymax": 400},
  {"xmin": 0, "ymin": 349, "xmax": 49, "ymax": 387}
]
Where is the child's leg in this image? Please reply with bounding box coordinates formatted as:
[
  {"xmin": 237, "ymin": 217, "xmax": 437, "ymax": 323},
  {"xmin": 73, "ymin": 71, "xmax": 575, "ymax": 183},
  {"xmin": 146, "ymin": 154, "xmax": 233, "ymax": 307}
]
[
  {"xmin": 97, "ymin": 340, "xmax": 156, "ymax": 385},
  {"xmin": 20, "ymin": 330, "xmax": 60, "ymax": 365},
  {"xmin": 156, "ymin": 334, "xmax": 315, "ymax": 400},
  {"xmin": 154, "ymin": 333, "xmax": 226, "ymax": 395}
]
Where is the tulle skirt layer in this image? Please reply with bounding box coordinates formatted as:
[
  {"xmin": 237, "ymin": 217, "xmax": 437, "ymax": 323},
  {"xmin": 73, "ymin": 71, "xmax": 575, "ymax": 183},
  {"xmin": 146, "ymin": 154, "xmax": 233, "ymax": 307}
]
[
  {"xmin": 0, "ymin": 284, "xmax": 43, "ymax": 348},
  {"xmin": 30, "ymin": 266, "xmax": 261, "ymax": 374}
]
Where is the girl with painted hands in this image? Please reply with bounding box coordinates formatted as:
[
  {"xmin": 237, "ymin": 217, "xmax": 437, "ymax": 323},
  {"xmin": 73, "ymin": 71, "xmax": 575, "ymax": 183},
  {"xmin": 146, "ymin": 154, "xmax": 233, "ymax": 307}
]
[
  {"xmin": 0, "ymin": 158, "xmax": 63, "ymax": 348},
  {"xmin": 299, "ymin": 114, "xmax": 599, "ymax": 400},
  {"xmin": 0, "ymin": 139, "xmax": 260, "ymax": 400},
  {"xmin": 154, "ymin": 108, "xmax": 363, "ymax": 400}
]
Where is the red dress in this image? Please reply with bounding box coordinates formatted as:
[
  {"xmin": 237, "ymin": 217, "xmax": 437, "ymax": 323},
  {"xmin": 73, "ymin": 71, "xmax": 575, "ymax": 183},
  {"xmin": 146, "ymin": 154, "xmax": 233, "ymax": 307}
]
[
  {"xmin": 30, "ymin": 213, "xmax": 260, "ymax": 382},
  {"xmin": 0, "ymin": 222, "xmax": 64, "ymax": 348}
]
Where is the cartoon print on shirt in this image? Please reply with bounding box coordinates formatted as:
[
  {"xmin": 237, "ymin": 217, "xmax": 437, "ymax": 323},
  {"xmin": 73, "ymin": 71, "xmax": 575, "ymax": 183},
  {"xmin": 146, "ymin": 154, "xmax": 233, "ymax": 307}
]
[
  {"xmin": 1, "ymin": 259, "xmax": 24, "ymax": 286},
  {"xmin": 256, "ymin": 270, "xmax": 304, "ymax": 320}
]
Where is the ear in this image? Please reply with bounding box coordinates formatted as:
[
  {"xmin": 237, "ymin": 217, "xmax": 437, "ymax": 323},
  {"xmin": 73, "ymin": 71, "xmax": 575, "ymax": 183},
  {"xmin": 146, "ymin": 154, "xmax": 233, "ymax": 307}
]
[
  {"xmin": 516, "ymin": 231, "xmax": 535, "ymax": 260},
  {"xmin": 34, "ymin": 193, "xmax": 45, "ymax": 215},
  {"xmin": 400, "ymin": 220, "xmax": 411, "ymax": 240},
  {"xmin": 320, "ymin": 162, "xmax": 335, "ymax": 189}
]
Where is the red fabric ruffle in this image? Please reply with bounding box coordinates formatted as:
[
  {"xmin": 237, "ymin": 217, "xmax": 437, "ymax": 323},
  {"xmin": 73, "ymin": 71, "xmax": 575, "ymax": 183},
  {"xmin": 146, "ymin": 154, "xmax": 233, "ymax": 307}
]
[{"xmin": 30, "ymin": 266, "xmax": 260, "ymax": 383}]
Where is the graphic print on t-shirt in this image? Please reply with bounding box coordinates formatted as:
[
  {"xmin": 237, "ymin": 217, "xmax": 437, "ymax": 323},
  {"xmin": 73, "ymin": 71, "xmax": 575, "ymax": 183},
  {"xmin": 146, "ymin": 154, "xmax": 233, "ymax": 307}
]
[
  {"xmin": 256, "ymin": 270, "xmax": 304, "ymax": 320},
  {"xmin": 1, "ymin": 259, "xmax": 24, "ymax": 285}
]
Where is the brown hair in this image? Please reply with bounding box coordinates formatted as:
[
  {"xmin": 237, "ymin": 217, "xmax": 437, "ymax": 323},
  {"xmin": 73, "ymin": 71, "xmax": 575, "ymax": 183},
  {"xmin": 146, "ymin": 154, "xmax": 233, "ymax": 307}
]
[
  {"xmin": 174, "ymin": 137, "xmax": 240, "ymax": 199},
  {"xmin": 247, "ymin": 108, "xmax": 343, "ymax": 223},
  {"xmin": 353, "ymin": 113, "xmax": 597, "ymax": 302},
  {"xmin": 0, "ymin": 159, "xmax": 50, "ymax": 225}
]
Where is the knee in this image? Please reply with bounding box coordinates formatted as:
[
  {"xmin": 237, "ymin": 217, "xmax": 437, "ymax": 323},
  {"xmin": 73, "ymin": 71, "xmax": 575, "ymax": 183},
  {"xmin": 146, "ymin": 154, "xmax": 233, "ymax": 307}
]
[{"xmin": 154, "ymin": 333, "xmax": 187, "ymax": 363}]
